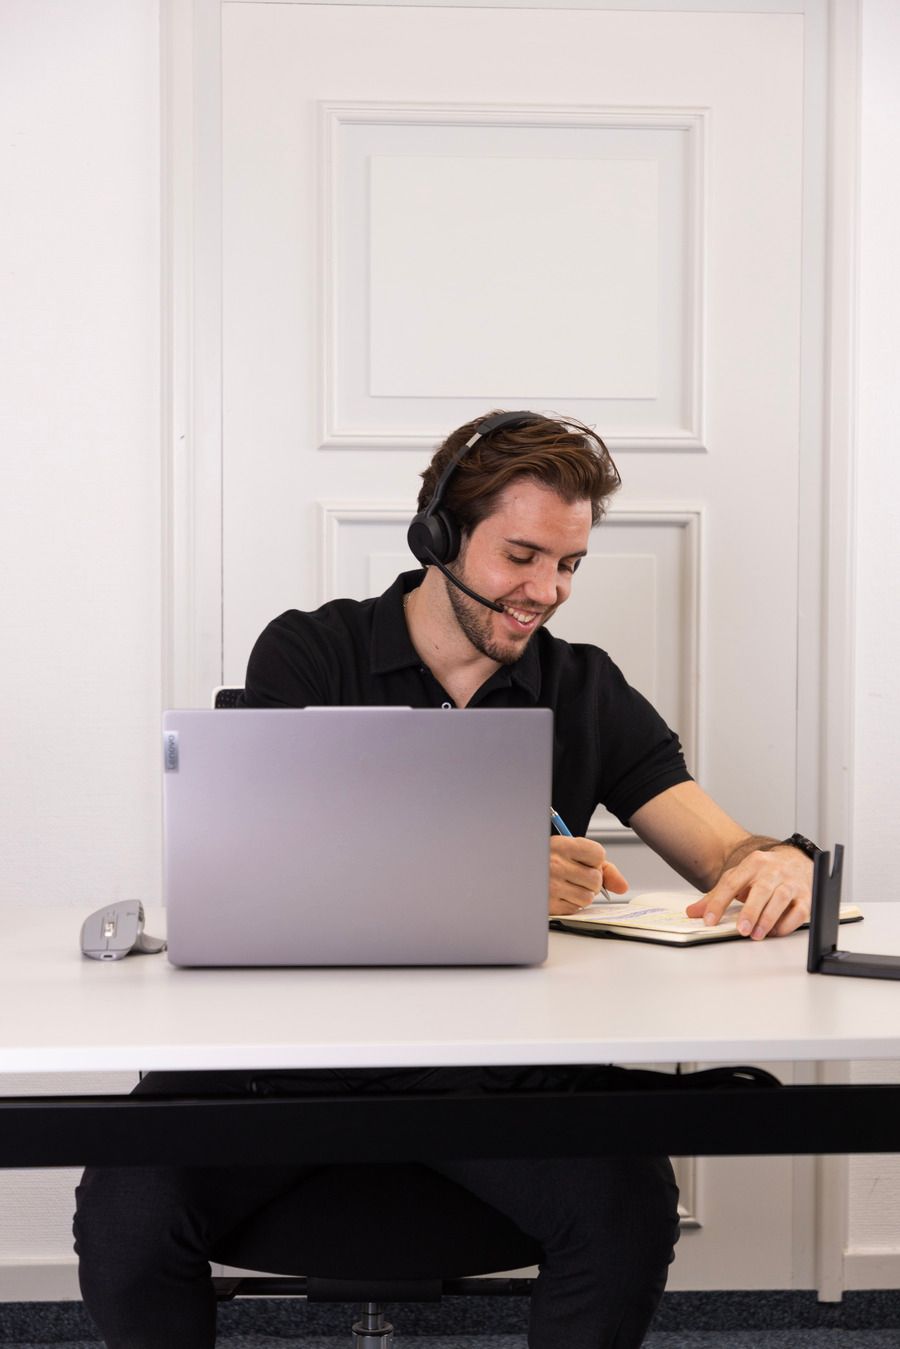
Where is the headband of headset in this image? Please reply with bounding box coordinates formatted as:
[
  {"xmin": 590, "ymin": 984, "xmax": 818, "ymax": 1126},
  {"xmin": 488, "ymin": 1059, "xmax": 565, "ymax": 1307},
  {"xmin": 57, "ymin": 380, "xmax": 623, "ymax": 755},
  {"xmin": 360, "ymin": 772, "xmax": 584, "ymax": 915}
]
[{"xmin": 407, "ymin": 411, "xmax": 540, "ymax": 568}]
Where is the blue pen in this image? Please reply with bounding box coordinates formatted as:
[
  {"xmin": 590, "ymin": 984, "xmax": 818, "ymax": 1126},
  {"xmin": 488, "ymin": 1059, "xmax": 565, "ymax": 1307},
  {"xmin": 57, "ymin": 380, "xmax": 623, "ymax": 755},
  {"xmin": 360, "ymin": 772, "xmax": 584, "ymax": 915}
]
[
  {"xmin": 549, "ymin": 806, "xmax": 573, "ymax": 837},
  {"xmin": 550, "ymin": 807, "xmax": 615, "ymax": 904}
]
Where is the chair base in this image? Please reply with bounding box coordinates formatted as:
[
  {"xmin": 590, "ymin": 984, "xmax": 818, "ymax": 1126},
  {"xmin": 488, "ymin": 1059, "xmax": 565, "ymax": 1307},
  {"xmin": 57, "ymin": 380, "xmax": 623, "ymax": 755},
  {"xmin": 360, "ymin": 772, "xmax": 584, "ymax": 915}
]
[
  {"xmin": 213, "ymin": 1275, "xmax": 534, "ymax": 1346},
  {"xmin": 353, "ymin": 1302, "xmax": 393, "ymax": 1346}
]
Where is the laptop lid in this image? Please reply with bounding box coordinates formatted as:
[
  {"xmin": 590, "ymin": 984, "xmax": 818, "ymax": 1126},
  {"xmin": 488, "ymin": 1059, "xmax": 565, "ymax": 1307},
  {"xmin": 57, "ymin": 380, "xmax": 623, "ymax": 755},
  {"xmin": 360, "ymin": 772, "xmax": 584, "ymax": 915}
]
[{"xmin": 162, "ymin": 707, "xmax": 552, "ymax": 967}]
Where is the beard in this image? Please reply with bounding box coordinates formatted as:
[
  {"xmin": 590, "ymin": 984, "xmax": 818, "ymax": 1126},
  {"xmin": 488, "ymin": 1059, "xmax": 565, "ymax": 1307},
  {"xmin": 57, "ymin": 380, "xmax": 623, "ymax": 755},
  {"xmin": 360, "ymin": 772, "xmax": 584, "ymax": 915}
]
[{"xmin": 444, "ymin": 565, "xmax": 548, "ymax": 665}]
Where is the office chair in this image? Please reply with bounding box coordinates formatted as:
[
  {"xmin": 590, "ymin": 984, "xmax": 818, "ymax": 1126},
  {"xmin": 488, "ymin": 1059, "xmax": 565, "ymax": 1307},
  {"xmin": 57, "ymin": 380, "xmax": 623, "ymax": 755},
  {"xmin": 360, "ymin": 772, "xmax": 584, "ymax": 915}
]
[
  {"xmin": 212, "ymin": 685, "xmax": 244, "ymax": 708},
  {"xmin": 211, "ymin": 1163, "xmax": 539, "ymax": 1345},
  {"xmin": 208, "ymin": 688, "xmax": 539, "ymax": 1346}
]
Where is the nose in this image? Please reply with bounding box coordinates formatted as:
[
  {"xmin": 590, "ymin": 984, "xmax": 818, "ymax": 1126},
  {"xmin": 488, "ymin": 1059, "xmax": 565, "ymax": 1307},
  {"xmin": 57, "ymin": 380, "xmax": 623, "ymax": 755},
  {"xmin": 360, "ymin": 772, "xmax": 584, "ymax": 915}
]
[{"xmin": 523, "ymin": 560, "xmax": 564, "ymax": 608}]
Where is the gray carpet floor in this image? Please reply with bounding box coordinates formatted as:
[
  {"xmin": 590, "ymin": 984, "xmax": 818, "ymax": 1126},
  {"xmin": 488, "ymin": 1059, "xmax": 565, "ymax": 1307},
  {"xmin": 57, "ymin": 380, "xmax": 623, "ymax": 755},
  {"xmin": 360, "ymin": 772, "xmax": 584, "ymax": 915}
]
[
  {"xmin": 4, "ymin": 1294, "xmax": 900, "ymax": 1346},
  {"xmin": 7, "ymin": 1336, "xmax": 900, "ymax": 1348},
  {"xmin": 8, "ymin": 1332, "xmax": 900, "ymax": 1343}
]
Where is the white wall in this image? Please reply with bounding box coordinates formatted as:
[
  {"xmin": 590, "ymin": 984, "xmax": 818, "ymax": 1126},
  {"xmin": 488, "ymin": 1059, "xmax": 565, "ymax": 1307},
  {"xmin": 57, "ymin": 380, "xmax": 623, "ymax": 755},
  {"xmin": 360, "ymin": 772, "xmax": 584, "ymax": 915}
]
[
  {"xmin": 0, "ymin": 0, "xmax": 160, "ymax": 1294},
  {"xmin": 851, "ymin": 4, "xmax": 900, "ymax": 895},
  {"xmin": 0, "ymin": 0, "xmax": 162, "ymax": 909},
  {"xmin": 846, "ymin": 0, "xmax": 900, "ymax": 1264}
]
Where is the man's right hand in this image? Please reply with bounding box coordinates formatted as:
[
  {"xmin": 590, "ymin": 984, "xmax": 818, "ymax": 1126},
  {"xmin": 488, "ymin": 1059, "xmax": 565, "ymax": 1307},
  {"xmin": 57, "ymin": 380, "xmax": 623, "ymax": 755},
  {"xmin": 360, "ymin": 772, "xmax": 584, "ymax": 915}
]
[{"xmin": 549, "ymin": 836, "xmax": 628, "ymax": 915}]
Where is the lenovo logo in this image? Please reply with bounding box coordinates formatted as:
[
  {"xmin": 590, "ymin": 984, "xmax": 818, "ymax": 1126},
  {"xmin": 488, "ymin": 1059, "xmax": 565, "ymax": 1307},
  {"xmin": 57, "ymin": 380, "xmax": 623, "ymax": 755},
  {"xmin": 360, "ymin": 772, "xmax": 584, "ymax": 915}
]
[{"xmin": 163, "ymin": 732, "xmax": 179, "ymax": 772}]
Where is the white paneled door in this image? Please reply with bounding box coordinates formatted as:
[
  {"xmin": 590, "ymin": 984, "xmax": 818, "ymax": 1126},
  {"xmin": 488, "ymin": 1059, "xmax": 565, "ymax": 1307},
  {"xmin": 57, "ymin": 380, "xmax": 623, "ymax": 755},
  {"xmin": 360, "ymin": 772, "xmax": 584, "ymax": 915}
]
[
  {"xmin": 219, "ymin": 1, "xmax": 813, "ymax": 1287},
  {"xmin": 221, "ymin": 1, "xmax": 806, "ymax": 880}
]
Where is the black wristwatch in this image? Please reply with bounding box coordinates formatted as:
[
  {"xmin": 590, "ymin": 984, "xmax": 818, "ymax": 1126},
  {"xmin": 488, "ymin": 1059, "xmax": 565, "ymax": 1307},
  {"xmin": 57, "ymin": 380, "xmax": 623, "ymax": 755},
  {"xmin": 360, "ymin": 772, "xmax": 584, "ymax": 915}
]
[{"xmin": 779, "ymin": 832, "xmax": 820, "ymax": 860}]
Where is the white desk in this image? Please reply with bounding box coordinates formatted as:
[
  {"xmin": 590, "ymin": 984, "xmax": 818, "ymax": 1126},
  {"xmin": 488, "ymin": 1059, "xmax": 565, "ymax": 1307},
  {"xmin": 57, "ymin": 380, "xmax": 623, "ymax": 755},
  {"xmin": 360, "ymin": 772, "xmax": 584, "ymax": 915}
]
[
  {"xmin": 3, "ymin": 905, "xmax": 900, "ymax": 1073},
  {"xmin": 2, "ymin": 904, "xmax": 900, "ymax": 1167}
]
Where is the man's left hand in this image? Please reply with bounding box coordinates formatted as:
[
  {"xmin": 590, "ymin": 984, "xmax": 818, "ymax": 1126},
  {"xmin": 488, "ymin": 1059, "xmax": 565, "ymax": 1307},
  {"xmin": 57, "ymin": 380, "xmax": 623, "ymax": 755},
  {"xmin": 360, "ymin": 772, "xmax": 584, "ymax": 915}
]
[{"xmin": 685, "ymin": 847, "xmax": 814, "ymax": 939}]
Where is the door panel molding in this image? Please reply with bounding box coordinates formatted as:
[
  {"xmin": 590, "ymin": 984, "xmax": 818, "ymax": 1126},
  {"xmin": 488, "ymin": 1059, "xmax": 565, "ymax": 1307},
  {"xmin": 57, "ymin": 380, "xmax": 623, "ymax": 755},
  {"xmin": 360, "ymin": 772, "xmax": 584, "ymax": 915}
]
[{"xmin": 319, "ymin": 101, "xmax": 707, "ymax": 452}]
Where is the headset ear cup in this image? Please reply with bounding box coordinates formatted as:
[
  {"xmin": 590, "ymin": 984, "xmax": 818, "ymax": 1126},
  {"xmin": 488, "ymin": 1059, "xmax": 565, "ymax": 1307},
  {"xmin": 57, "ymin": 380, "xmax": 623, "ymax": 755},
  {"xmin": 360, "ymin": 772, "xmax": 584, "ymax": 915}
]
[
  {"xmin": 407, "ymin": 509, "xmax": 460, "ymax": 566},
  {"xmin": 435, "ymin": 509, "xmax": 460, "ymax": 565},
  {"xmin": 407, "ymin": 512, "xmax": 445, "ymax": 566}
]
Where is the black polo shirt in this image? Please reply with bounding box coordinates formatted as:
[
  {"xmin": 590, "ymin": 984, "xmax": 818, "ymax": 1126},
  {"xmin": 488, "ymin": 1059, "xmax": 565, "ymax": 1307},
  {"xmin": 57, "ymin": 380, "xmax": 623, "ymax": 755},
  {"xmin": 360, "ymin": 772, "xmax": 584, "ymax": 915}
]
[{"xmin": 241, "ymin": 569, "xmax": 692, "ymax": 831}]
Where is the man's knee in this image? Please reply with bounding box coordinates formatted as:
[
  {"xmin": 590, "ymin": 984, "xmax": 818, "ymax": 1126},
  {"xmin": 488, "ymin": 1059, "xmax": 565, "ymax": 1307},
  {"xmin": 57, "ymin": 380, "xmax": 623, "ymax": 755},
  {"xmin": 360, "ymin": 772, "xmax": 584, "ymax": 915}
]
[
  {"xmin": 597, "ymin": 1155, "xmax": 678, "ymax": 1255},
  {"xmin": 541, "ymin": 1156, "xmax": 679, "ymax": 1269},
  {"xmin": 74, "ymin": 1166, "xmax": 202, "ymax": 1278}
]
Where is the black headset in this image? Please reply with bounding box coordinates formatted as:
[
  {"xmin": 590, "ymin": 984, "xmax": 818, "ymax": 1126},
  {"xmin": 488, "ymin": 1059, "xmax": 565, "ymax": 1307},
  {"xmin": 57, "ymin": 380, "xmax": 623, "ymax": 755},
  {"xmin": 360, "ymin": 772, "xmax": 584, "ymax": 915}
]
[
  {"xmin": 406, "ymin": 410, "xmax": 541, "ymax": 612},
  {"xmin": 406, "ymin": 412, "xmax": 542, "ymax": 613}
]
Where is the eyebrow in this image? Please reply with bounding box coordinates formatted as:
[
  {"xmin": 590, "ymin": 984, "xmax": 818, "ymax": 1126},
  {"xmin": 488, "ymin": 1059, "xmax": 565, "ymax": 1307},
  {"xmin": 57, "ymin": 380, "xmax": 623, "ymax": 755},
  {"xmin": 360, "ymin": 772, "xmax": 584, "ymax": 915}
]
[{"xmin": 503, "ymin": 537, "xmax": 588, "ymax": 562}]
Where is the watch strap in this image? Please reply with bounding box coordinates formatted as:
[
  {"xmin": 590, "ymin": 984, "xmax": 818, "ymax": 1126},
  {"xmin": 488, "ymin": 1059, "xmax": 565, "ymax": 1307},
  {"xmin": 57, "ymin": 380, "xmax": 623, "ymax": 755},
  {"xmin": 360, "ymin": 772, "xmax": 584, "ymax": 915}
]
[{"xmin": 780, "ymin": 832, "xmax": 820, "ymax": 860}]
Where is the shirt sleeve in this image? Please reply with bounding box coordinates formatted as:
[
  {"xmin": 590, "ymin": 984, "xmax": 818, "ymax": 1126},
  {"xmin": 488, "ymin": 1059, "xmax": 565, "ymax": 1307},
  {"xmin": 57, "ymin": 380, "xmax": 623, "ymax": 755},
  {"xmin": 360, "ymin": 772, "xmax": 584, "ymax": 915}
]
[
  {"xmin": 595, "ymin": 657, "xmax": 693, "ymax": 826},
  {"xmin": 239, "ymin": 612, "xmax": 336, "ymax": 708}
]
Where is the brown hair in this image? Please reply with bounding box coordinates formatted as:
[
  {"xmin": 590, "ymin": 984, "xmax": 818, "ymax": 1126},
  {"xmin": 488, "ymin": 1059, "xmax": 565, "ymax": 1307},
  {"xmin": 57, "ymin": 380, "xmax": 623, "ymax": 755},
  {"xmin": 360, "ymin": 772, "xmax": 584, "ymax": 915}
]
[{"xmin": 417, "ymin": 411, "xmax": 620, "ymax": 536}]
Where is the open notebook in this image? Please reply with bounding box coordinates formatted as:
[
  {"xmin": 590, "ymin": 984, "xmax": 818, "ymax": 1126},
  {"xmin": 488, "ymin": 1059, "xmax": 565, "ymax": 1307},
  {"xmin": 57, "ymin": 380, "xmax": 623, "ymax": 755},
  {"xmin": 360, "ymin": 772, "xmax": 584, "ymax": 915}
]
[{"xmin": 551, "ymin": 893, "xmax": 863, "ymax": 947}]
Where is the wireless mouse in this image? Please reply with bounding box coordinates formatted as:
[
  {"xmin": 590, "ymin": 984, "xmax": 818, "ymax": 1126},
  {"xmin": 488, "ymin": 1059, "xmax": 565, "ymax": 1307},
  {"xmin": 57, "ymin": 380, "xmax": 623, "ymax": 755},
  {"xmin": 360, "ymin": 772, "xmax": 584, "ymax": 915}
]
[{"xmin": 80, "ymin": 901, "xmax": 166, "ymax": 961}]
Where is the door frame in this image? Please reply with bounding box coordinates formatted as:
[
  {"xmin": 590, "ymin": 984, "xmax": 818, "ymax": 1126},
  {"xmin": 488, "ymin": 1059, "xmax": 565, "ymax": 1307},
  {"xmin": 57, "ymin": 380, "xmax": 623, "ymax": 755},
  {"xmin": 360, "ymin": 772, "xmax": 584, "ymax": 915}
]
[{"xmin": 159, "ymin": 0, "xmax": 859, "ymax": 1295}]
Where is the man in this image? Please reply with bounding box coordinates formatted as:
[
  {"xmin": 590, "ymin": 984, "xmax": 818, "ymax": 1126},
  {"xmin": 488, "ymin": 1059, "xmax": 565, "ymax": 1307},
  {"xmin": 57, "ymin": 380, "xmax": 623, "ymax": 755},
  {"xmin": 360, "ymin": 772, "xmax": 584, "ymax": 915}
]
[
  {"xmin": 243, "ymin": 408, "xmax": 815, "ymax": 935},
  {"xmin": 74, "ymin": 410, "xmax": 814, "ymax": 1348}
]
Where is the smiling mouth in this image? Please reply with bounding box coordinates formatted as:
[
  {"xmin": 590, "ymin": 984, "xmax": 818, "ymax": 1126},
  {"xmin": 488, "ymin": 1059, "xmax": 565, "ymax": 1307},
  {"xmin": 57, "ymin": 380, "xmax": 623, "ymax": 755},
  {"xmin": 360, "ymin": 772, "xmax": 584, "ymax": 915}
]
[{"xmin": 501, "ymin": 604, "xmax": 544, "ymax": 630}]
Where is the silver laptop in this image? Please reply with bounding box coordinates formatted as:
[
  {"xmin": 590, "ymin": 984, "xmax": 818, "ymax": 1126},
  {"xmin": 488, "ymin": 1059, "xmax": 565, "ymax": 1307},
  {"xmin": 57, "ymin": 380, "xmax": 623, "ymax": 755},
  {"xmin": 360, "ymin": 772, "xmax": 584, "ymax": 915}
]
[{"xmin": 162, "ymin": 707, "xmax": 552, "ymax": 967}]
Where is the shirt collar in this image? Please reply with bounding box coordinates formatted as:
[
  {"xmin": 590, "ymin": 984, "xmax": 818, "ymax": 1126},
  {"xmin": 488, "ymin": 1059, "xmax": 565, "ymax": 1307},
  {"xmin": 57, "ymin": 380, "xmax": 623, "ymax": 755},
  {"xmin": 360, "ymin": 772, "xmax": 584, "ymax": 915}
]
[{"xmin": 370, "ymin": 569, "xmax": 542, "ymax": 700}]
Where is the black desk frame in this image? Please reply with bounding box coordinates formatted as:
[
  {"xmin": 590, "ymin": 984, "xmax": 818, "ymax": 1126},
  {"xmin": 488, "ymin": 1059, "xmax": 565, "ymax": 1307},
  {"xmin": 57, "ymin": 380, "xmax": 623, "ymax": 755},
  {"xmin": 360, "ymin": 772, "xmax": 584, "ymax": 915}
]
[{"xmin": 3, "ymin": 1083, "xmax": 900, "ymax": 1168}]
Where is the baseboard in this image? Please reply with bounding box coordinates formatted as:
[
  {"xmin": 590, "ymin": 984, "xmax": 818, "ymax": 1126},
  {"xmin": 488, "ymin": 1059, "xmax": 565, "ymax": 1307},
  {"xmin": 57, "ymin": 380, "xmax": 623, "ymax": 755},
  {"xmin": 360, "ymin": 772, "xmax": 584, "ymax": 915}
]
[
  {"xmin": 843, "ymin": 1249, "xmax": 900, "ymax": 1290},
  {"xmin": 0, "ymin": 1258, "xmax": 81, "ymax": 1302}
]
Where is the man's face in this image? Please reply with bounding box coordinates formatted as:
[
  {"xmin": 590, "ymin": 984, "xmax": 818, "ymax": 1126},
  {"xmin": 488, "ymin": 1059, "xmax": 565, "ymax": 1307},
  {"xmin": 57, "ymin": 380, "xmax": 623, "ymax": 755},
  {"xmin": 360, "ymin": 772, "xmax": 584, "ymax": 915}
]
[{"xmin": 446, "ymin": 480, "xmax": 592, "ymax": 665}]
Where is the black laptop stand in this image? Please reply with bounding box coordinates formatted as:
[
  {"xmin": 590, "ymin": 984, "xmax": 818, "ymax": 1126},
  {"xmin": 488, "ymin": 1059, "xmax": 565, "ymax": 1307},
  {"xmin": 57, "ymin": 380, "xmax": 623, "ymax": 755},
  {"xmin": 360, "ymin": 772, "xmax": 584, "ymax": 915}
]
[{"xmin": 807, "ymin": 845, "xmax": 900, "ymax": 980}]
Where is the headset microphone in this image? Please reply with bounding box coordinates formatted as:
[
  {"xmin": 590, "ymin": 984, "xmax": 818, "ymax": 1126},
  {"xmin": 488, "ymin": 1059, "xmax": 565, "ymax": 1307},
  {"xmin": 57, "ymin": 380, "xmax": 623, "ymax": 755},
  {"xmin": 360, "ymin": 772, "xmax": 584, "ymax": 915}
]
[
  {"xmin": 418, "ymin": 547, "xmax": 505, "ymax": 613},
  {"xmin": 407, "ymin": 411, "xmax": 541, "ymax": 614}
]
